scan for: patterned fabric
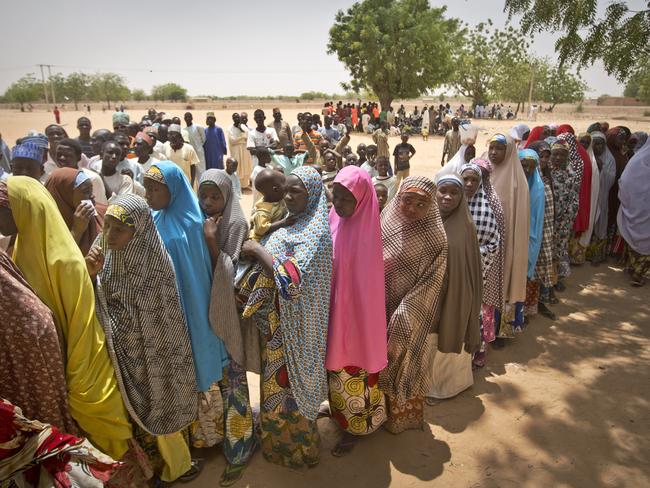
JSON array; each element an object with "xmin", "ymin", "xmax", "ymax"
[
  {"xmin": 246, "ymin": 165, "xmax": 332, "ymax": 420},
  {"xmin": 144, "ymin": 164, "xmax": 165, "ymax": 183},
  {"xmin": 0, "ymin": 399, "xmax": 120, "ymax": 487},
  {"xmin": 525, "ymin": 279, "xmax": 540, "ymax": 316},
  {"xmin": 551, "ymin": 148, "xmax": 580, "ymax": 279},
  {"xmin": 95, "ymin": 194, "xmax": 197, "ymax": 436},
  {"xmin": 569, "ymin": 234, "xmax": 587, "ymax": 264},
  {"xmin": 328, "ymin": 367, "xmax": 387, "ymax": 436},
  {"xmin": 586, "ymin": 236, "xmax": 608, "ymax": 263},
  {"xmin": 534, "ymin": 181, "xmax": 555, "ymax": 287},
  {"xmin": 384, "ymin": 395, "xmax": 424, "ymax": 434},
  {"xmin": 0, "ymin": 250, "xmax": 77, "ymax": 436},
  {"xmin": 106, "ymin": 203, "xmax": 135, "ymax": 227},
  {"xmin": 624, "ymin": 243, "xmax": 650, "ymax": 278},
  {"xmin": 241, "ymin": 270, "xmax": 321, "ymax": 468},
  {"xmin": 379, "ymin": 176, "xmax": 447, "ymax": 403}
]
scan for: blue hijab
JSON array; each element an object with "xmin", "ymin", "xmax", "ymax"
[
  {"xmin": 149, "ymin": 161, "xmax": 228, "ymax": 391},
  {"xmin": 519, "ymin": 149, "xmax": 545, "ymax": 279},
  {"xmin": 261, "ymin": 165, "xmax": 332, "ymax": 420}
]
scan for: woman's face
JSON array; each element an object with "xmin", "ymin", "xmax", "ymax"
[
  {"xmin": 550, "ymin": 148, "xmax": 569, "ymax": 170},
  {"xmin": 461, "ymin": 169, "xmax": 480, "ymax": 199},
  {"xmin": 538, "ymin": 150, "xmax": 551, "ymax": 171},
  {"xmin": 520, "ymin": 157, "xmax": 536, "ymax": 178},
  {"xmin": 0, "ymin": 206, "xmax": 17, "ymax": 236},
  {"xmin": 199, "ymin": 184, "xmax": 225, "ymax": 217},
  {"xmin": 592, "ymin": 138, "xmax": 606, "ymax": 157},
  {"xmin": 579, "ymin": 136, "xmax": 591, "ymax": 151},
  {"xmin": 436, "ymin": 182, "xmax": 462, "ymax": 217},
  {"xmin": 332, "ymin": 183, "xmax": 357, "ymax": 218},
  {"xmin": 488, "ymin": 141, "xmax": 507, "ymax": 165},
  {"xmin": 144, "ymin": 179, "xmax": 171, "ymax": 211},
  {"xmin": 284, "ymin": 175, "xmax": 309, "ymax": 215},
  {"xmin": 72, "ymin": 179, "xmax": 94, "ymax": 208},
  {"xmin": 464, "ymin": 145, "xmax": 476, "ymax": 163},
  {"xmin": 103, "ymin": 215, "xmax": 136, "ymax": 251},
  {"xmin": 398, "ymin": 192, "xmax": 432, "ymax": 222}
]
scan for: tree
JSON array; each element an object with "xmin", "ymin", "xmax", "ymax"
[
  {"xmin": 624, "ymin": 59, "xmax": 650, "ymax": 103},
  {"xmin": 151, "ymin": 83, "xmax": 188, "ymax": 102},
  {"xmin": 89, "ymin": 73, "xmax": 130, "ymax": 108},
  {"xmin": 299, "ymin": 91, "xmax": 330, "ymax": 100},
  {"xmin": 504, "ymin": 0, "xmax": 650, "ymax": 81},
  {"xmin": 493, "ymin": 57, "xmax": 539, "ymax": 116},
  {"xmin": 448, "ymin": 21, "xmax": 525, "ymax": 106},
  {"xmin": 537, "ymin": 63, "xmax": 587, "ymax": 111},
  {"xmin": 63, "ymin": 72, "xmax": 91, "ymax": 110},
  {"xmin": 328, "ymin": 0, "xmax": 460, "ymax": 110},
  {"xmin": 131, "ymin": 89, "xmax": 147, "ymax": 101},
  {"xmin": 3, "ymin": 74, "xmax": 42, "ymax": 111}
]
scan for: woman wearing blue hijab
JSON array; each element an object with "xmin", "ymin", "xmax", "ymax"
[
  {"xmin": 519, "ymin": 149, "xmax": 545, "ymax": 328},
  {"xmin": 143, "ymin": 161, "xmax": 229, "ymax": 391}
]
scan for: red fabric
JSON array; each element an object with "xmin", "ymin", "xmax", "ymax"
[
  {"xmin": 524, "ymin": 126, "xmax": 545, "ymax": 148},
  {"xmin": 557, "ymin": 124, "xmax": 575, "ymax": 135},
  {"xmin": 573, "ymin": 142, "xmax": 593, "ymax": 232}
]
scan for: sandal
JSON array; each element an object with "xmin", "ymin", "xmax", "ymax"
[
  {"xmin": 554, "ymin": 281, "xmax": 566, "ymax": 292},
  {"xmin": 630, "ymin": 274, "xmax": 646, "ymax": 287},
  {"xmin": 331, "ymin": 435, "xmax": 357, "ymax": 457},
  {"xmin": 538, "ymin": 303, "xmax": 557, "ymax": 321},
  {"xmin": 317, "ymin": 403, "xmax": 331, "ymax": 419},
  {"xmin": 179, "ymin": 458, "xmax": 203, "ymax": 483},
  {"xmin": 220, "ymin": 463, "xmax": 247, "ymax": 487}
]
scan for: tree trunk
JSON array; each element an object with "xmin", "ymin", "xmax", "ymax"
[
  {"xmin": 106, "ymin": 97, "xmax": 111, "ymax": 109},
  {"xmin": 379, "ymin": 95, "xmax": 393, "ymax": 112},
  {"xmin": 549, "ymin": 103, "xmax": 557, "ymax": 112},
  {"xmin": 74, "ymin": 100, "xmax": 79, "ymax": 111},
  {"xmin": 19, "ymin": 102, "xmax": 24, "ymax": 112},
  {"xmin": 515, "ymin": 101, "xmax": 521, "ymax": 117}
]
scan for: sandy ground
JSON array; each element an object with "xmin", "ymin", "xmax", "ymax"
[{"xmin": 2, "ymin": 106, "xmax": 649, "ymax": 487}]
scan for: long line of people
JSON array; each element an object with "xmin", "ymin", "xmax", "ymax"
[{"xmin": 0, "ymin": 111, "xmax": 648, "ymax": 487}]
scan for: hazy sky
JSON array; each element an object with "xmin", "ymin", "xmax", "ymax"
[{"xmin": 1, "ymin": 0, "xmax": 642, "ymax": 98}]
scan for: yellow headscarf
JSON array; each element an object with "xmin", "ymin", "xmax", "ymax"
[{"xmin": 7, "ymin": 175, "xmax": 132, "ymax": 459}]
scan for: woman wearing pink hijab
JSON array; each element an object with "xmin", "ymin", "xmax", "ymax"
[{"xmin": 326, "ymin": 165, "xmax": 388, "ymax": 456}]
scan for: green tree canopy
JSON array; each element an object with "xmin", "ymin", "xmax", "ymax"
[
  {"xmin": 131, "ymin": 89, "xmax": 148, "ymax": 101},
  {"xmin": 63, "ymin": 72, "xmax": 91, "ymax": 110},
  {"xmin": 624, "ymin": 59, "xmax": 650, "ymax": 103},
  {"xmin": 151, "ymin": 83, "xmax": 188, "ymax": 102},
  {"xmin": 3, "ymin": 74, "xmax": 43, "ymax": 110},
  {"xmin": 89, "ymin": 73, "xmax": 130, "ymax": 108},
  {"xmin": 504, "ymin": 0, "xmax": 650, "ymax": 81},
  {"xmin": 328, "ymin": 0, "xmax": 460, "ymax": 110},
  {"xmin": 537, "ymin": 63, "xmax": 587, "ymax": 110}
]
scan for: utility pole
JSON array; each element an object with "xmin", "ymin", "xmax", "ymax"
[
  {"xmin": 527, "ymin": 68, "xmax": 535, "ymax": 120},
  {"xmin": 38, "ymin": 64, "xmax": 50, "ymax": 106},
  {"xmin": 46, "ymin": 65, "xmax": 56, "ymax": 105}
]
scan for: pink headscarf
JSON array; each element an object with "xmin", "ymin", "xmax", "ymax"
[{"xmin": 326, "ymin": 166, "xmax": 387, "ymax": 373}]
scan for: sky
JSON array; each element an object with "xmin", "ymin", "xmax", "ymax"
[{"xmin": 1, "ymin": 0, "xmax": 643, "ymax": 98}]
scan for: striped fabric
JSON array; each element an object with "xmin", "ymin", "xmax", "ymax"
[
  {"xmin": 95, "ymin": 194, "xmax": 198, "ymax": 435},
  {"xmin": 535, "ymin": 180, "xmax": 555, "ymax": 287}
]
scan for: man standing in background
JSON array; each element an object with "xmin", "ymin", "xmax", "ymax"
[
  {"xmin": 268, "ymin": 108, "xmax": 292, "ymax": 148},
  {"xmin": 184, "ymin": 112, "xmax": 207, "ymax": 175},
  {"xmin": 228, "ymin": 112, "xmax": 252, "ymax": 189},
  {"xmin": 204, "ymin": 111, "xmax": 227, "ymax": 170}
]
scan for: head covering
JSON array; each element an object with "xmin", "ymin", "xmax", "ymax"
[
  {"xmin": 587, "ymin": 122, "xmax": 602, "ymax": 134},
  {"xmin": 144, "ymin": 126, "xmax": 158, "ymax": 136},
  {"xmin": 199, "ymin": 169, "xmax": 252, "ymax": 370},
  {"xmin": 11, "ymin": 142, "xmax": 44, "ymax": 163},
  {"xmin": 617, "ymin": 137, "xmax": 650, "ymax": 254},
  {"xmin": 524, "ymin": 126, "xmax": 545, "ymax": 148},
  {"xmin": 518, "ymin": 149, "xmax": 546, "ymax": 278},
  {"xmin": 556, "ymin": 124, "xmax": 575, "ymax": 135},
  {"xmin": 633, "ymin": 131, "xmax": 648, "ymax": 153},
  {"xmin": 0, "ymin": 181, "xmax": 8, "ymax": 208},
  {"xmin": 6, "ymin": 176, "xmax": 132, "ymax": 459},
  {"xmin": 44, "ymin": 168, "xmax": 106, "ymax": 256},
  {"xmin": 95, "ymin": 194, "xmax": 197, "ymax": 435},
  {"xmin": 253, "ymin": 165, "xmax": 332, "ymax": 420},
  {"xmin": 112, "ymin": 112, "xmax": 129, "ymax": 125},
  {"xmin": 150, "ymin": 161, "xmax": 228, "ymax": 392},
  {"xmin": 485, "ymin": 134, "xmax": 530, "ymax": 303},
  {"xmin": 21, "ymin": 132, "xmax": 49, "ymax": 150},
  {"xmin": 435, "ymin": 175, "xmax": 482, "ymax": 354},
  {"xmin": 74, "ymin": 170, "xmax": 90, "ymax": 188},
  {"xmin": 557, "ymin": 132, "xmax": 591, "ymax": 232},
  {"xmin": 509, "ymin": 123, "xmax": 530, "ymax": 141},
  {"xmin": 135, "ymin": 131, "xmax": 153, "ymax": 146},
  {"xmin": 206, "ymin": 111, "xmax": 215, "ymax": 118},
  {"xmin": 379, "ymin": 176, "xmax": 447, "ymax": 402},
  {"xmin": 168, "ymin": 124, "xmax": 182, "ymax": 134},
  {"xmin": 577, "ymin": 133, "xmax": 602, "ymax": 247},
  {"xmin": 326, "ymin": 166, "xmax": 387, "ymax": 373},
  {"xmin": 435, "ymin": 173, "xmax": 463, "ymax": 187},
  {"xmin": 590, "ymin": 131, "xmax": 617, "ymax": 239}
]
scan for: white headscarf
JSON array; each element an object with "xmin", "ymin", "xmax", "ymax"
[{"xmin": 579, "ymin": 136, "xmax": 601, "ymax": 246}]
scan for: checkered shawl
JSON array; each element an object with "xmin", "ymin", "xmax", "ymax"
[
  {"xmin": 95, "ymin": 194, "xmax": 197, "ymax": 435},
  {"xmin": 479, "ymin": 176, "xmax": 506, "ymax": 311},
  {"xmin": 468, "ymin": 186, "xmax": 500, "ymax": 286},
  {"xmin": 379, "ymin": 176, "xmax": 448, "ymax": 402},
  {"xmin": 534, "ymin": 180, "xmax": 555, "ymax": 287}
]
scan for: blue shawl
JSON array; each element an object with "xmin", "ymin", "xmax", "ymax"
[
  {"xmin": 150, "ymin": 161, "xmax": 228, "ymax": 391},
  {"xmin": 519, "ymin": 149, "xmax": 545, "ymax": 279}
]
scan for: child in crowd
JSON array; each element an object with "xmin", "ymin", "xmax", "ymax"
[
  {"xmin": 361, "ymin": 144, "xmax": 379, "ymax": 178},
  {"xmin": 271, "ymin": 143, "xmax": 308, "ymax": 175},
  {"xmin": 251, "ymin": 146, "xmax": 272, "ymax": 203},
  {"xmin": 225, "ymin": 157, "xmax": 242, "ymax": 199},
  {"xmin": 372, "ymin": 156, "xmax": 397, "ymax": 203},
  {"xmin": 321, "ymin": 150, "xmax": 339, "ymax": 191},
  {"xmin": 345, "ymin": 153, "xmax": 359, "ymax": 166},
  {"xmin": 249, "ymin": 168, "xmax": 293, "ymax": 241},
  {"xmin": 98, "ymin": 141, "xmax": 136, "ymax": 196},
  {"xmin": 374, "ymin": 183, "xmax": 388, "ymax": 212},
  {"xmin": 392, "ymin": 134, "xmax": 416, "ymax": 187}
]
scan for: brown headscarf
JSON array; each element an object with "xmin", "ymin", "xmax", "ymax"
[
  {"xmin": 379, "ymin": 176, "xmax": 448, "ymax": 402},
  {"xmin": 434, "ymin": 176, "xmax": 482, "ymax": 354},
  {"xmin": 45, "ymin": 168, "xmax": 106, "ymax": 255},
  {"xmin": 606, "ymin": 127, "xmax": 629, "ymax": 229}
]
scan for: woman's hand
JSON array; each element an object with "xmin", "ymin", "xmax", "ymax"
[
  {"xmin": 203, "ymin": 215, "xmax": 223, "ymax": 241},
  {"xmin": 241, "ymin": 239, "xmax": 263, "ymax": 260},
  {"xmin": 72, "ymin": 201, "xmax": 95, "ymax": 239},
  {"xmin": 85, "ymin": 246, "xmax": 104, "ymax": 279}
]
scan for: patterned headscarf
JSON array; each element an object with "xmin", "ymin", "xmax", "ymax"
[
  {"xmin": 0, "ymin": 181, "xmax": 8, "ymax": 208},
  {"xmin": 379, "ymin": 176, "xmax": 447, "ymax": 402},
  {"xmin": 260, "ymin": 165, "xmax": 333, "ymax": 420},
  {"xmin": 95, "ymin": 194, "xmax": 197, "ymax": 435}
]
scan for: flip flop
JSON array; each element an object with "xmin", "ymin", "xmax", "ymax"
[
  {"xmin": 331, "ymin": 437, "xmax": 357, "ymax": 457},
  {"xmin": 220, "ymin": 463, "xmax": 247, "ymax": 487},
  {"xmin": 179, "ymin": 459, "xmax": 203, "ymax": 483}
]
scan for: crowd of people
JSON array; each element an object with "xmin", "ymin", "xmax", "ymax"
[{"xmin": 0, "ymin": 104, "xmax": 648, "ymax": 488}]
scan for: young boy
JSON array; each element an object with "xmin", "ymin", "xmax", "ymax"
[
  {"xmin": 249, "ymin": 168, "xmax": 292, "ymax": 241},
  {"xmin": 374, "ymin": 183, "xmax": 388, "ymax": 212},
  {"xmin": 251, "ymin": 146, "xmax": 272, "ymax": 203},
  {"xmin": 372, "ymin": 156, "xmax": 397, "ymax": 202},
  {"xmin": 392, "ymin": 134, "xmax": 416, "ymax": 187},
  {"xmin": 321, "ymin": 150, "xmax": 339, "ymax": 191},
  {"xmin": 225, "ymin": 157, "xmax": 242, "ymax": 199},
  {"xmin": 361, "ymin": 144, "xmax": 379, "ymax": 178}
]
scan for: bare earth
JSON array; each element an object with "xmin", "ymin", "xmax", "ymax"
[{"xmin": 2, "ymin": 105, "xmax": 649, "ymax": 487}]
